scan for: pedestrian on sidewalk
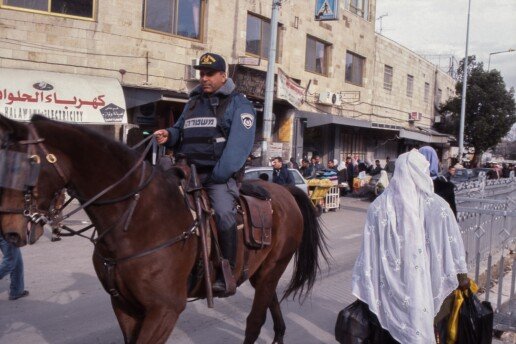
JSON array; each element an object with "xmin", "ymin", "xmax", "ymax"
[
  {"xmin": 0, "ymin": 235, "xmax": 29, "ymax": 300},
  {"xmin": 271, "ymin": 157, "xmax": 295, "ymax": 186},
  {"xmin": 351, "ymin": 149, "xmax": 468, "ymax": 344},
  {"xmin": 419, "ymin": 146, "xmax": 458, "ymax": 218}
]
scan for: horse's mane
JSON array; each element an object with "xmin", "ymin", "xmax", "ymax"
[{"xmin": 30, "ymin": 114, "xmax": 138, "ymax": 160}]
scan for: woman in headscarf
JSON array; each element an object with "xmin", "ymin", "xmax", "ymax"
[
  {"xmin": 419, "ymin": 146, "xmax": 457, "ymax": 217},
  {"xmin": 375, "ymin": 170, "xmax": 389, "ymax": 196},
  {"xmin": 352, "ymin": 149, "xmax": 468, "ymax": 344}
]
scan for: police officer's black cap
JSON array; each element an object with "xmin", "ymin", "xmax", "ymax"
[{"xmin": 193, "ymin": 53, "xmax": 226, "ymax": 72}]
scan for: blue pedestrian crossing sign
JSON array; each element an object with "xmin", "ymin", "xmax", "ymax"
[{"xmin": 315, "ymin": 0, "xmax": 338, "ymax": 21}]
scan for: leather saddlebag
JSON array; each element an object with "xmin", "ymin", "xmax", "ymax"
[{"xmin": 239, "ymin": 195, "xmax": 273, "ymax": 249}]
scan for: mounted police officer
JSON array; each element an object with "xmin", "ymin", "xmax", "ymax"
[{"xmin": 154, "ymin": 52, "xmax": 256, "ymax": 292}]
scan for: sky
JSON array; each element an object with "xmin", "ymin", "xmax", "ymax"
[{"xmin": 375, "ymin": 0, "xmax": 516, "ymax": 91}]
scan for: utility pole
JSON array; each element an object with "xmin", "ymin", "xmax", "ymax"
[
  {"xmin": 458, "ymin": 0, "xmax": 472, "ymax": 163},
  {"xmin": 261, "ymin": 0, "xmax": 281, "ymax": 166}
]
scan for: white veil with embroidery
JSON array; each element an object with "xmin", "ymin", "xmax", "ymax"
[{"xmin": 352, "ymin": 149, "xmax": 467, "ymax": 344}]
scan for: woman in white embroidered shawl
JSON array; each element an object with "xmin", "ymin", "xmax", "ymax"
[{"xmin": 351, "ymin": 149, "xmax": 468, "ymax": 344}]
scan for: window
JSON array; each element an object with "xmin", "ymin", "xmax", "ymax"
[
  {"xmin": 424, "ymin": 82, "xmax": 430, "ymax": 102},
  {"xmin": 144, "ymin": 0, "xmax": 203, "ymax": 40},
  {"xmin": 305, "ymin": 36, "xmax": 330, "ymax": 75},
  {"xmin": 383, "ymin": 65, "xmax": 393, "ymax": 92},
  {"xmin": 2, "ymin": 0, "xmax": 94, "ymax": 18},
  {"xmin": 245, "ymin": 13, "xmax": 281, "ymax": 60},
  {"xmin": 345, "ymin": 51, "xmax": 365, "ymax": 86},
  {"xmin": 345, "ymin": 0, "xmax": 370, "ymax": 20},
  {"xmin": 406, "ymin": 74, "xmax": 414, "ymax": 98},
  {"xmin": 436, "ymin": 88, "xmax": 442, "ymax": 104}
]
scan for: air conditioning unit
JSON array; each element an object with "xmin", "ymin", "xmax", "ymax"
[
  {"xmin": 408, "ymin": 111, "xmax": 422, "ymax": 121},
  {"xmin": 186, "ymin": 58, "xmax": 200, "ymax": 80},
  {"xmin": 318, "ymin": 91, "xmax": 342, "ymax": 106}
]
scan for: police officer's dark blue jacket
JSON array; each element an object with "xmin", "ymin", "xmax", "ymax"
[{"xmin": 165, "ymin": 78, "xmax": 256, "ymax": 183}]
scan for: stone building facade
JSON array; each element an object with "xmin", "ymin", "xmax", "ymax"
[{"xmin": 0, "ymin": 0, "xmax": 456, "ymax": 164}]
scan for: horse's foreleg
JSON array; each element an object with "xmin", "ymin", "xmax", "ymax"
[
  {"xmin": 134, "ymin": 305, "xmax": 184, "ymax": 344},
  {"xmin": 112, "ymin": 302, "xmax": 142, "ymax": 344},
  {"xmin": 269, "ymin": 292, "xmax": 286, "ymax": 344}
]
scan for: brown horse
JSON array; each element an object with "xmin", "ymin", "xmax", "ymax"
[{"xmin": 0, "ymin": 114, "xmax": 328, "ymax": 344}]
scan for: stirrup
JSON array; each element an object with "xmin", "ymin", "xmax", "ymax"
[
  {"xmin": 212, "ymin": 278, "xmax": 226, "ymax": 293},
  {"xmin": 212, "ymin": 259, "xmax": 236, "ymax": 296}
]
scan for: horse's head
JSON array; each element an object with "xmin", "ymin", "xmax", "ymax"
[{"xmin": 0, "ymin": 114, "xmax": 69, "ymax": 246}]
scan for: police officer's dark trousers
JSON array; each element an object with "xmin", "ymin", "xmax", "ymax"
[{"xmin": 203, "ymin": 177, "xmax": 239, "ymax": 268}]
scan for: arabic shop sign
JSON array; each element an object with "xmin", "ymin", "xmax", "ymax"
[
  {"xmin": 0, "ymin": 68, "xmax": 127, "ymax": 124},
  {"xmin": 277, "ymin": 68, "xmax": 305, "ymax": 109}
]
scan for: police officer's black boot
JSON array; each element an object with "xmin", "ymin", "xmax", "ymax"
[{"xmin": 212, "ymin": 228, "xmax": 237, "ymax": 294}]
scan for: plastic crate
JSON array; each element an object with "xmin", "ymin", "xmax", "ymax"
[{"xmin": 324, "ymin": 186, "xmax": 340, "ymax": 211}]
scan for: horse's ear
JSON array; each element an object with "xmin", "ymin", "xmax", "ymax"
[{"xmin": 0, "ymin": 113, "xmax": 28, "ymax": 141}]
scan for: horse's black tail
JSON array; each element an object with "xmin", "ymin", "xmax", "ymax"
[{"xmin": 282, "ymin": 186, "xmax": 330, "ymax": 303}]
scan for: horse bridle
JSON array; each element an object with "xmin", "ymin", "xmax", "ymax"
[{"xmin": 0, "ymin": 124, "xmax": 67, "ymax": 233}]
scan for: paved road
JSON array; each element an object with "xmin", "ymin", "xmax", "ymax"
[{"xmin": 0, "ymin": 196, "xmax": 369, "ymax": 344}]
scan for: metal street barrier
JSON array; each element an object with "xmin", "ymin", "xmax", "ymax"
[{"xmin": 456, "ymin": 171, "xmax": 515, "ymax": 332}]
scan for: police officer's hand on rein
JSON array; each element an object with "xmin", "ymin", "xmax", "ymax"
[{"xmin": 154, "ymin": 129, "xmax": 169, "ymax": 145}]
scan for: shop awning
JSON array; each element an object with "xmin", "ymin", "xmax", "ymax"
[
  {"xmin": 297, "ymin": 110, "xmax": 452, "ymax": 144},
  {"xmin": 399, "ymin": 127, "xmax": 450, "ymax": 144},
  {"xmin": 296, "ymin": 111, "xmax": 372, "ymax": 128},
  {"xmin": 0, "ymin": 68, "xmax": 127, "ymax": 124},
  {"xmin": 123, "ymin": 86, "xmax": 188, "ymax": 109}
]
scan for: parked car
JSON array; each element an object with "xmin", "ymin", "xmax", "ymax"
[
  {"xmin": 450, "ymin": 168, "xmax": 475, "ymax": 183},
  {"xmin": 472, "ymin": 168, "xmax": 497, "ymax": 179},
  {"xmin": 243, "ymin": 167, "xmax": 308, "ymax": 194},
  {"xmin": 450, "ymin": 168, "xmax": 494, "ymax": 183}
]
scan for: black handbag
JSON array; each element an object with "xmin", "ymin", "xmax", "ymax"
[
  {"xmin": 335, "ymin": 300, "xmax": 399, "ymax": 344},
  {"xmin": 457, "ymin": 290, "xmax": 494, "ymax": 344},
  {"xmin": 335, "ymin": 300, "xmax": 371, "ymax": 344}
]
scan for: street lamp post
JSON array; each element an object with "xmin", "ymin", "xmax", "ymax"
[
  {"xmin": 487, "ymin": 49, "xmax": 515, "ymax": 71},
  {"xmin": 458, "ymin": 0, "xmax": 472, "ymax": 164}
]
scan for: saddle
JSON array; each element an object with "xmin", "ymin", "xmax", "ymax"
[{"xmin": 165, "ymin": 164, "xmax": 273, "ymax": 299}]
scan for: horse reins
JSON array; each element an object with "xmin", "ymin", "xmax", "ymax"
[{"xmin": 21, "ymin": 127, "xmax": 198, "ymax": 256}]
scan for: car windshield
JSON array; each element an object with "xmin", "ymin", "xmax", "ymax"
[
  {"xmin": 243, "ymin": 168, "xmax": 305, "ymax": 186},
  {"xmin": 472, "ymin": 168, "xmax": 490, "ymax": 176},
  {"xmin": 455, "ymin": 169, "xmax": 472, "ymax": 177},
  {"xmin": 244, "ymin": 170, "xmax": 272, "ymax": 180}
]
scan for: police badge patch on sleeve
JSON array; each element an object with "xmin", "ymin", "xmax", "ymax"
[{"xmin": 240, "ymin": 113, "xmax": 254, "ymax": 129}]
